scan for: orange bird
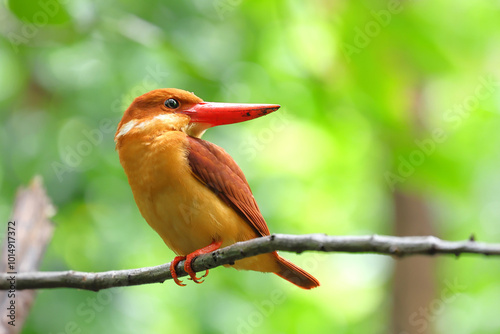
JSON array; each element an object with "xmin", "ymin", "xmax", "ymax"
[{"xmin": 115, "ymin": 88, "xmax": 319, "ymax": 289}]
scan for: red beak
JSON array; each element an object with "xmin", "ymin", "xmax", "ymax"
[{"xmin": 179, "ymin": 102, "xmax": 280, "ymax": 127}]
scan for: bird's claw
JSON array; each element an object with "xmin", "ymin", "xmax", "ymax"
[
  {"xmin": 185, "ymin": 254, "xmax": 207, "ymax": 283},
  {"xmin": 170, "ymin": 256, "xmax": 187, "ymax": 287},
  {"xmin": 170, "ymin": 240, "xmax": 223, "ymax": 286},
  {"xmin": 187, "ymin": 269, "xmax": 209, "ymax": 283}
]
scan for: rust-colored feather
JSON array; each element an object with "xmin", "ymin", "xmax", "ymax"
[
  {"xmin": 187, "ymin": 137, "xmax": 270, "ymax": 237},
  {"xmin": 187, "ymin": 137, "xmax": 320, "ymax": 289}
]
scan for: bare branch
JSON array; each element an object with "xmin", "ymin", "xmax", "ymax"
[
  {"xmin": 0, "ymin": 176, "xmax": 55, "ymax": 332},
  {"xmin": 1, "ymin": 233, "xmax": 499, "ymax": 292}
]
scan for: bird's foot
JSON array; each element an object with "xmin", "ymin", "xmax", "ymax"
[
  {"xmin": 170, "ymin": 256, "xmax": 187, "ymax": 286},
  {"xmin": 184, "ymin": 240, "xmax": 223, "ymax": 284}
]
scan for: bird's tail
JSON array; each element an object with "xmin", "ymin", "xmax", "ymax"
[{"xmin": 274, "ymin": 254, "xmax": 320, "ymax": 289}]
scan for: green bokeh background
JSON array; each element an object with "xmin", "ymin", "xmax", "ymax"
[{"xmin": 1, "ymin": 0, "xmax": 499, "ymax": 333}]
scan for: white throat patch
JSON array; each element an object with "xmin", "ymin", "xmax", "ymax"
[
  {"xmin": 115, "ymin": 119, "xmax": 137, "ymax": 141},
  {"xmin": 115, "ymin": 114, "xmax": 188, "ymax": 142}
]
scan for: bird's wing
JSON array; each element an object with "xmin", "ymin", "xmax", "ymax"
[{"xmin": 187, "ymin": 136, "xmax": 270, "ymax": 237}]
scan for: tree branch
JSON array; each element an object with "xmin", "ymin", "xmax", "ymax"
[{"xmin": 1, "ymin": 234, "xmax": 499, "ymax": 292}]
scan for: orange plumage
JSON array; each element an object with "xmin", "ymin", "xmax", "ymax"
[{"xmin": 115, "ymin": 88, "xmax": 319, "ymax": 289}]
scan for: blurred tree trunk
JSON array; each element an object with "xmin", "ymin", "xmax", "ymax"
[
  {"xmin": 392, "ymin": 83, "xmax": 435, "ymax": 334},
  {"xmin": 392, "ymin": 191, "xmax": 435, "ymax": 334}
]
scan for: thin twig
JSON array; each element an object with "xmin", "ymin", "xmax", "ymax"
[{"xmin": 0, "ymin": 234, "xmax": 498, "ymax": 292}]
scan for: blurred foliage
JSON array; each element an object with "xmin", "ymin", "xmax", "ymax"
[{"xmin": 1, "ymin": 0, "xmax": 500, "ymax": 333}]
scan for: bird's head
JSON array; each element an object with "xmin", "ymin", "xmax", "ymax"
[{"xmin": 115, "ymin": 88, "xmax": 280, "ymax": 144}]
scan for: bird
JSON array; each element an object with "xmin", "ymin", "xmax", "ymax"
[{"xmin": 114, "ymin": 88, "xmax": 319, "ymax": 289}]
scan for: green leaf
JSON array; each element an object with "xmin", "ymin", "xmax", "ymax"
[{"xmin": 7, "ymin": 0, "xmax": 71, "ymax": 25}]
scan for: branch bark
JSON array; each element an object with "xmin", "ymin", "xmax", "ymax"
[{"xmin": 1, "ymin": 233, "xmax": 499, "ymax": 292}]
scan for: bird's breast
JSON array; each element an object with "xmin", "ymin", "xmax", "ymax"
[{"xmin": 117, "ymin": 130, "xmax": 253, "ymax": 256}]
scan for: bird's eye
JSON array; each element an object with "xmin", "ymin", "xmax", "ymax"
[{"xmin": 164, "ymin": 98, "xmax": 179, "ymax": 109}]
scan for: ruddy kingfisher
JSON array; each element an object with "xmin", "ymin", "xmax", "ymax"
[{"xmin": 115, "ymin": 88, "xmax": 319, "ymax": 289}]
